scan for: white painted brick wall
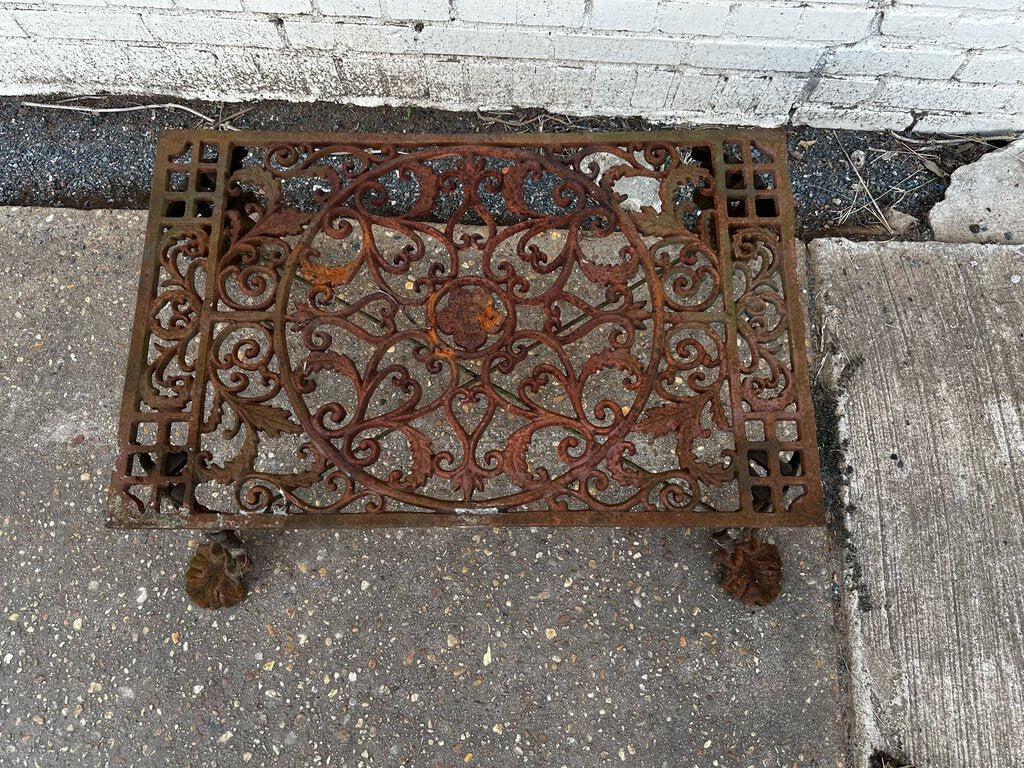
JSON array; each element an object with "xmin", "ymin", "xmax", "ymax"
[
  {"xmin": 591, "ymin": 0, "xmax": 659, "ymax": 32},
  {"xmin": 655, "ymin": 2, "xmax": 729, "ymax": 36},
  {"xmin": 13, "ymin": 10, "xmax": 151, "ymax": 41},
  {"xmin": 0, "ymin": 0, "xmax": 1022, "ymax": 133},
  {"xmin": 824, "ymin": 43, "xmax": 965, "ymax": 80},
  {"xmin": 245, "ymin": 0, "xmax": 312, "ymax": 13},
  {"xmin": 456, "ymin": 0, "xmax": 515, "ymax": 24},
  {"xmin": 176, "ymin": 0, "xmax": 244, "ymax": 11},
  {"xmin": 809, "ymin": 76, "xmax": 879, "ymax": 106},
  {"xmin": 797, "ymin": 7, "xmax": 876, "ymax": 41},
  {"xmin": 688, "ymin": 39, "xmax": 825, "ymax": 72},
  {"xmin": 145, "ymin": 13, "xmax": 284, "ymax": 47},
  {"xmin": 319, "ymin": 0, "xmax": 382, "ymax": 18},
  {"xmin": 385, "ymin": 0, "xmax": 448, "ymax": 21},
  {"xmin": 107, "ymin": 0, "xmax": 174, "ymax": 7},
  {"xmin": 0, "ymin": 8, "xmax": 25, "ymax": 37},
  {"xmin": 958, "ymin": 50, "xmax": 1024, "ymax": 84}
]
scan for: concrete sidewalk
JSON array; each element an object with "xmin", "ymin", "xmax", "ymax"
[
  {"xmin": 4, "ymin": 197, "xmax": 1023, "ymax": 767},
  {"xmin": 0, "ymin": 208, "xmax": 844, "ymax": 766},
  {"xmin": 812, "ymin": 239, "xmax": 1024, "ymax": 767}
]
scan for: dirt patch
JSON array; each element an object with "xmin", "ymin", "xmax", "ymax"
[
  {"xmin": 787, "ymin": 126, "xmax": 1008, "ymax": 241},
  {"xmin": 868, "ymin": 749, "xmax": 915, "ymax": 768},
  {"xmin": 0, "ymin": 96, "xmax": 1011, "ymax": 241}
]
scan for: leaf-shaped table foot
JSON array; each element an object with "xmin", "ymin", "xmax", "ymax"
[
  {"xmin": 711, "ymin": 529, "xmax": 783, "ymax": 606},
  {"xmin": 184, "ymin": 530, "xmax": 251, "ymax": 609}
]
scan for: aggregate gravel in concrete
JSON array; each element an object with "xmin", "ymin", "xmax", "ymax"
[{"xmin": 0, "ymin": 207, "xmax": 846, "ymax": 766}]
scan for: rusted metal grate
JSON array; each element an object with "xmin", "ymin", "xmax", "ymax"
[{"xmin": 108, "ymin": 129, "xmax": 824, "ymax": 530}]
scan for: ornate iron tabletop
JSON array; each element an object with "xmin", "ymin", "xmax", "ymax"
[{"xmin": 108, "ymin": 129, "xmax": 823, "ymax": 531}]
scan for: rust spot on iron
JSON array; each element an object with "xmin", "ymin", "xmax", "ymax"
[
  {"xmin": 435, "ymin": 284, "xmax": 505, "ymax": 350},
  {"xmin": 108, "ymin": 130, "xmax": 823, "ymax": 529}
]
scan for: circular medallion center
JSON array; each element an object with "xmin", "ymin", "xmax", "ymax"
[{"xmin": 428, "ymin": 279, "xmax": 512, "ymax": 355}]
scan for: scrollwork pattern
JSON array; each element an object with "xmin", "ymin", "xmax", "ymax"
[
  {"xmin": 141, "ymin": 226, "xmax": 208, "ymax": 411},
  {"xmin": 112, "ymin": 132, "xmax": 820, "ymax": 524}
]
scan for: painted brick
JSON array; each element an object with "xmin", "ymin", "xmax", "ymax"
[
  {"xmin": 287, "ymin": 20, "xmax": 413, "ymax": 52},
  {"xmin": 385, "ymin": 0, "xmax": 449, "ymax": 21},
  {"xmin": 333, "ymin": 53, "xmax": 385, "ymax": 97},
  {"xmin": 378, "ymin": 54, "xmax": 430, "ymax": 98},
  {"xmin": 655, "ymin": 1, "xmax": 729, "ymax": 36},
  {"xmin": 417, "ymin": 23, "xmax": 552, "ymax": 58},
  {"xmin": 14, "ymin": 10, "xmax": 151, "ymax": 41},
  {"xmin": 791, "ymin": 105, "xmax": 913, "ymax": 131},
  {"xmin": 244, "ymin": 0, "xmax": 314, "ymax": 13},
  {"xmin": 144, "ymin": 13, "xmax": 285, "ymax": 47},
  {"xmin": 464, "ymin": 58, "xmax": 513, "ymax": 109},
  {"xmin": 107, "ymin": 0, "xmax": 176, "ymax": 8},
  {"xmin": 424, "ymin": 56, "xmax": 467, "ymax": 102},
  {"xmin": 727, "ymin": 4, "xmax": 803, "ymax": 38},
  {"xmin": 590, "ymin": 0, "xmax": 658, "ymax": 31},
  {"xmin": 246, "ymin": 49, "xmax": 344, "ymax": 100},
  {"xmin": 713, "ymin": 74, "xmax": 806, "ymax": 116},
  {"xmin": 517, "ymin": 0, "xmax": 585, "ymax": 27},
  {"xmin": 825, "ymin": 43, "xmax": 964, "ymax": 79},
  {"xmin": 881, "ymin": 8, "xmax": 954, "ymax": 40},
  {"xmin": 687, "ymin": 39, "xmax": 824, "ymax": 73},
  {"xmin": 901, "ymin": 0, "xmax": 1020, "ymax": 10},
  {"xmin": 957, "ymin": 50, "xmax": 1024, "ymax": 84},
  {"xmin": 549, "ymin": 32, "xmax": 685, "ymax": 65},
  {"xmin": 509, "ymin": 62, "xmax": 552, "ymax": 104},
  {"xmin": 512, "ymin": 61, "xmax": 592, "ymax": 107},
  {"xmin": 468, "ymin": 59, "xmax": 520, "ymax": 108},
  {"xmin": 797, "ymin": 7, "xmax": 876, "ymax": 42},
  {"xmin": 319, "ymin": 0, "xmax": 383, "ymax": 17},
  {"xmin": 808, "ymin": 76, "xmax": 879, "ymax": 105},
  {"xmin": 175, "ymin": 0, "xmax": 244, "ymax": 11},
  {"xmin": 629, "ymin": 67, "xmax": 679, "ymax": 111},
  {"xmin": 0, "ymin": 38, "xmax": 131, "ymax": 93},
  {"xmin": 665, "ymin": 71, "xmax": 721, "ymax": 111},
  {"xmin": 946, "ymin": 14, "xmax": 1024, "ymax": 48},
  {"xmin": 457, "ymin": 0, "xmax": 517, "ymax": 24},
  {"xmin": 674, "ymin": 108, "xmax": 787, "ymax": 128},
  {"xmin": 0, "ymin": 9, "xmax": 26, "ymax": 37},
  {"xmin": 912, "ymin": 111, "xmax": 1024, "ymax": 133},
  {"xmin": 873, "ymin": 77, "xmax": 1017, "ymax": 112},
  {"xmin": 582, "ymin": 63, "xmax": 637, "ymax": 110},
  {"xmin": 710, "ymin": 75, "xmax": 764, "ymax": 115},
  {"xmin": 1, "ymin": 0, "xmax": 1023, "ymax": 133},
  {"xmin": 124, "ymin": 43, "xmax": 245, "ymax": 98},
  {"xmin": 8, "ymin": 0, "xmax": 105, "ymax": 6}
]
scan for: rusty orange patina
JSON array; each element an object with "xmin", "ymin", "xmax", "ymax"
[{"xmin": 108, "ymin": 129, "xmax": 824, "ymax": 530}]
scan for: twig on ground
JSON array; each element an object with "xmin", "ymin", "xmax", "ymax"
[
  {"xmin": 890, "ymin": 130, "xmax": 1018, "ymax": 146},
  {"xmin": 215, "ymin": 104, "xmax": 256, "ymax": 129},
  {"xmin": 53, "ymin": 95, "xmax": 108, "ymax": 104},
  {"xmin": 885, "ymin": 136, "xmax": 950, "ymax": 179},
  {"xmin": 20, "ymin": 99, "xmax": 253, "ymax": 130},
  {"xmin": 832, "ymin": 130, "xmax": 893, "ymax": 236},
  {"xmin": 837, "ymin": 184, "xmax": 861, "ymax": 225},
  {"xmin": 476, "ymin": 110, "xmax": 587, "ymax": 132},
  {"xmin": 842, "ymin": 168, "xmax": 930, "ymax": 220},
  {"xmin": 22, "ymin": 100, "xmax": 217, "ymax": 121},
  {"xmin": 814, "ymin": 315, "xmax": 830, "ymax": 384}
]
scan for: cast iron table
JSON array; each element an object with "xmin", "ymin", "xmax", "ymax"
[{"xmin": 108, "ymin": 129, "xmax": 823, "ymax": 607}]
